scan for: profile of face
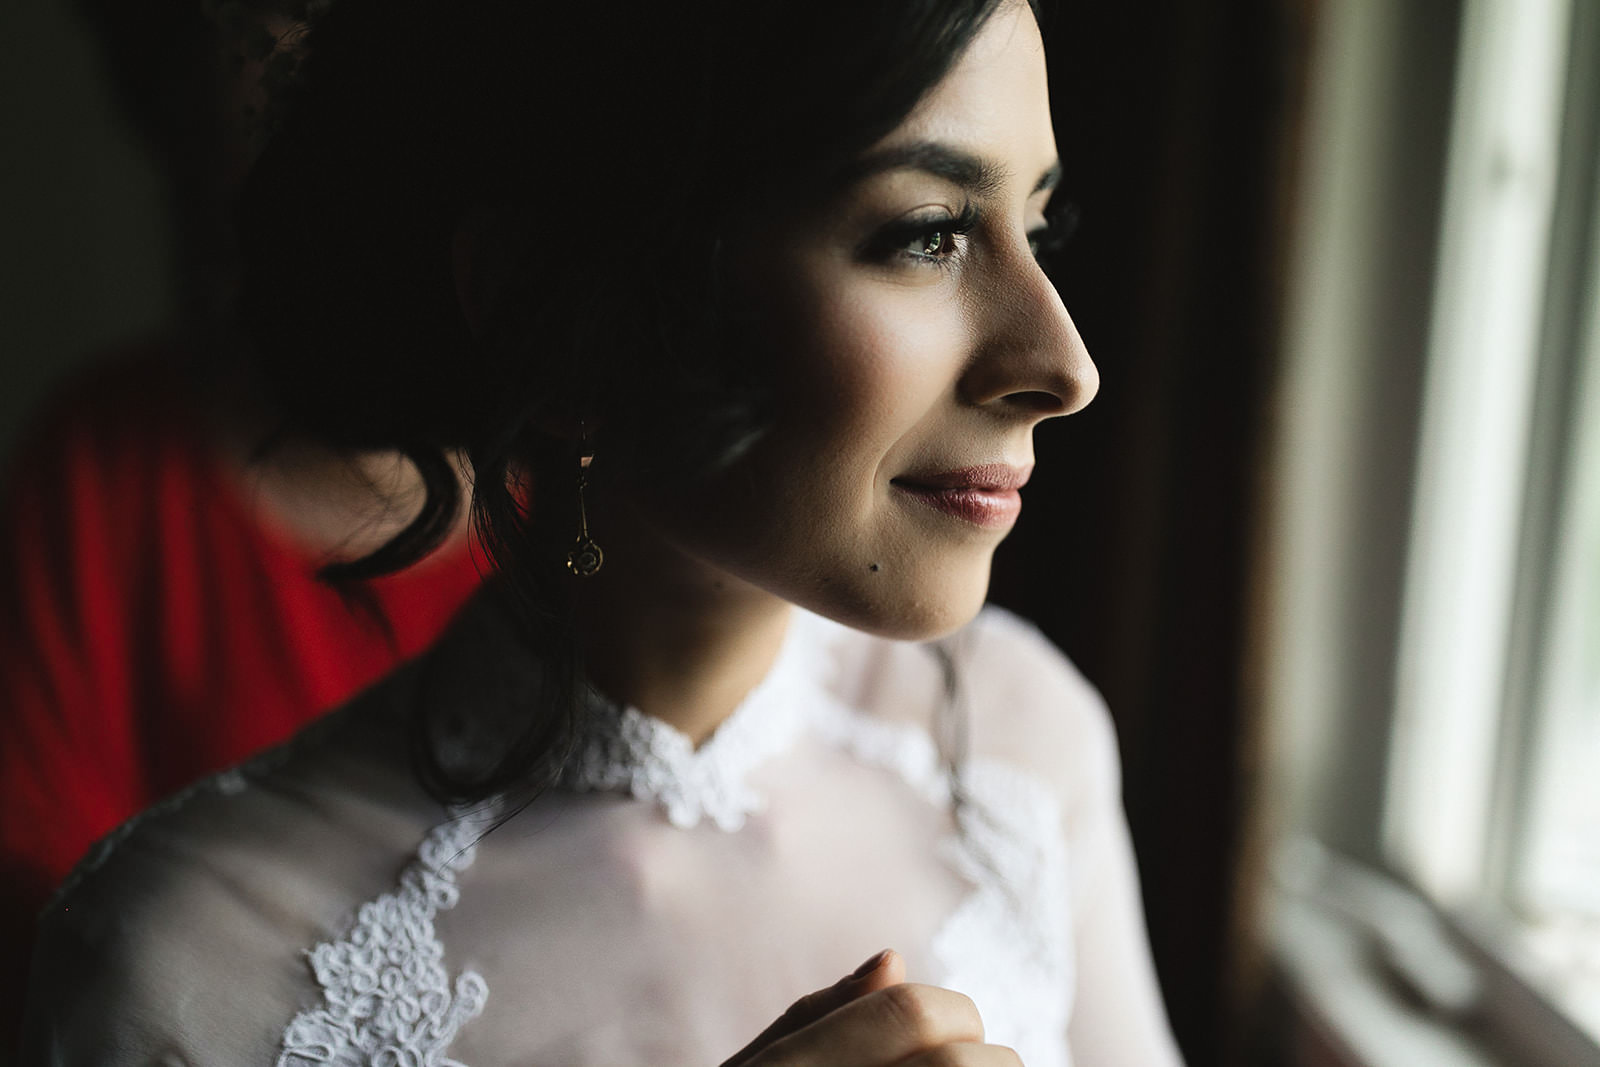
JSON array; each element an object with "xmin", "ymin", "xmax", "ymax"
[{"xmin": 626, "ymin": 1, "xmax": 1096, "ymax": 640}]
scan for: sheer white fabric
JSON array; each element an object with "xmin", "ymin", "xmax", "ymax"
[{"xmin": 22, "ymin": 593, "xmax": 1183, "ymax": 1066}]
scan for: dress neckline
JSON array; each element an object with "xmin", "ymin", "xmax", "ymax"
[{"xmin": 555, "ymin": 608, "xmax": 833, "ymax": 831}]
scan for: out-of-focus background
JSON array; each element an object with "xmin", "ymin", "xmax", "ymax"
[
  {"xmin": 4, "ymin": 0, "xmax": 1599, "ymax": 1065},
  {"xmin": 2, "ymin": 1, "xmax": 175, "ymax": 459}
]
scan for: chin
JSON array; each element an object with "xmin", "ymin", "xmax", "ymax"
[{"xmin": 800, "ymin": 553, "xmax": 995, "ymax": 643}]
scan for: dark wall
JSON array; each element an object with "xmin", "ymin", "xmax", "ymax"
[
  {"xmin": 989, "ymin": 3, "xmax": 1314, "ymax": 1064},
  {"xmin": 0, "ymin": 0, "xmax": 174, "ymax": 462}
]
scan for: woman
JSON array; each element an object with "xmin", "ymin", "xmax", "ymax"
[{"xmin": 21, "ymin": 0, "xmax": 1184, "ymax": 1063}]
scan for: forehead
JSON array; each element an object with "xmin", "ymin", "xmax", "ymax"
[{"xmin": 879, "ymin": 3, "xmax": 1055, "ymax": 179}]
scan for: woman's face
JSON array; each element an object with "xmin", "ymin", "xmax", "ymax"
[{"xmin": 632, "ymin": 1, "xmax": 1094, "ymax": 640}]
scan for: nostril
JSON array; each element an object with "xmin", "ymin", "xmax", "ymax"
[
  {"xmin": 1004, "ymin": 389, "xmax": 1071, "ymax": 416},
  {"xmin": 957, "ymin": 305, "xmax": 1097, "ymax": 415}
]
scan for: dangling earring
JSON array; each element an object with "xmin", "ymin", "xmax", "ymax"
[{"xmin": 566, "ymin": 424, "xmax": 604, "ymax": 577}]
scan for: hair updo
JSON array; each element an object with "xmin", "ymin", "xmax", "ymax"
[{"xmin": 236, "ymin": 0, "xmax": 1033, "ymax": 807}]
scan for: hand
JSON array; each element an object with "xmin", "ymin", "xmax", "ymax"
[{"xmin": 720, "ymin": 949, "xmax": 1023, "ymax": 1067}]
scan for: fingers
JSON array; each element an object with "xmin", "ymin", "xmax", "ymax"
[
  {"xmin": 756, "ymin": 980, "xmax": 986, "ymax": 1067},
  {"xmin": 899, "ymin": 1044, "xmax": 1025, "ymax": 1067},
  {"xmin": 719, "ymin": 950, "xmax": 903, "ymax": 1067},
  {"xmin": 849, "ymin": 947, "xmax": 905, "ymax": 995},
  {"xmin": 722, "ymin": 951, "xmax": 1011, "ymax": 1067}
]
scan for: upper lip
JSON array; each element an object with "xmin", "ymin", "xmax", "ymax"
[{"xmin": 892, "ymin": 463, "xmax": 1033, "ymax": 492}]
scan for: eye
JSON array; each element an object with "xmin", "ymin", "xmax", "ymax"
[
  {"xmin": 864, "ymin": 202, "xmax": 979, "ymax": 269},
  {"xmin": 908, "ymin": 228, "xmax": 959, "ymax": 258}
]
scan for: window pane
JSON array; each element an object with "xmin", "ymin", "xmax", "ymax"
[
  {"xmin": 1513, "ymin": 153, "xmax": 1600, "ymax": 1041},
  {"xmin": 1383, "ymin": 0, "xmax": 1572, "ymax": 901}
]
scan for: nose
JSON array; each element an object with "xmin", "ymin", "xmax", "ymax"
[{"xmin": 958, "ymin": 256, "xmax": 1099, "ymax": 419}]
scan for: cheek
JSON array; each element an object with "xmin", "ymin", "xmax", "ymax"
[
  {"xmin": 768, "ymin": 276, "xmax": 960, "ymax": 469},
  {"xmin": 719, "ymin": 275, "xmax": 969, "ymax": 592},
  {"xmin": 637, "ymin": 258, "xmax": 992, "ymax": 638}
]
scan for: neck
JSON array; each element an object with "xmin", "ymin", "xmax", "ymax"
[{"xmin": 573, "ymin": 502, "xmax": 793, "ymax": 748}]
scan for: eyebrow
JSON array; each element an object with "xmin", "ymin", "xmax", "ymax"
[{"xmin": 846, "ymin": 140, "xmax": 1061, "ymax": 199}]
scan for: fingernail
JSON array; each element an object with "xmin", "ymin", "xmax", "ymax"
[{"xmin": 850, "ymin": 949, "xmax": 890, "ymax": 979}]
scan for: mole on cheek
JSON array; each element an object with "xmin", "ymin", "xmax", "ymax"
[{"xmin": 868, "ymin": 563, "xmax": 881, "ymax": 573}]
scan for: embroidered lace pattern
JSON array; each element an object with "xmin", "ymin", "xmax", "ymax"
[
  {"xmin": 260, "ymin": 609, "xmax": 1073, "ymax": 1065},
  {"xmin": 556, "ymin": 618, "xmax": 816, "ymax": 831},
  {"xmin": 554, "ymin": 614, "xmax": 1074, "ymax": 1062},
  {"xmin": 555, "ymin": 626, "xmax": 1075, "ymax": 1065},
  {"xmin": 276, "ymin": 810, "xmax": 494, "ymax": 1067}
]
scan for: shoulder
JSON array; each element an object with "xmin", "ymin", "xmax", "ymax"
[
  {"xmin": 22, "ymin": 675, "xmax": 435, "ymax": 1061},
  {"xmin": 24, "ymin": 773, "xmax": 311, "ymax": 1062},
  {"xmin": 954, "ymin": 606, "xmax": 1122, "ymax": 799},
  {"xmin": 955, "ymin": 606, "xmax": 1109, "ymax": 729},
  {"xmin": 821, "ymin": 605, "xmax": 1121, "ymax": 802},
  {"xmin": 24, "ymin": 795, "xmax": 306, "ymax": 1063}
]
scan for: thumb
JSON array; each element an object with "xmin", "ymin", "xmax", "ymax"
[
  {"xmin": 847, "ymin": 948, "xmax": 904, "ymax": 994},
  {"xmin": 718, "ymin": 949, "xmax": 905, "ymax": 1067}
]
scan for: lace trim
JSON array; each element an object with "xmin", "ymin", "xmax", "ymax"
[
  {"xmin": 552, "ymin": 609, "xmax": 1075, "ymax": 1063},
  {"xmin": 261, "ymin": 606, "xmax": 1072, "ymax": 1065},
  {"xmin": 277, "ymin": 809, "xmax": 495, "ymax": 1067},
  {"xmin": 557, "ymin": 613, "xmax": 818, "ymax": 831}
]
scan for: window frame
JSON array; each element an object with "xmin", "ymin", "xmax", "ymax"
[{"xmin": 1260, "ymin": 0, "xmax": 1600, "ymax": 1060}]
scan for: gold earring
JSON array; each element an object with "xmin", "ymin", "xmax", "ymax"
[{"xmin": 566, "ymin": 428, "xmax": 603, "ymax": 577}]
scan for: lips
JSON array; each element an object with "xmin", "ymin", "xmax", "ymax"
[{"xmin": 890, "ymin": 463, "xmax": 1032, "ymax": 529}]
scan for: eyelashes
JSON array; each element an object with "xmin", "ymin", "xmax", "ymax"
[
  {"xmin": 866, "ymin": 203, "xmax": 981, "ymax": 269},
  {"xmin": 864, "ymin": 198, "xmax": 1081, "ymax": 273}
]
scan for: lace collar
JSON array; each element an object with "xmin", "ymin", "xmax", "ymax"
[{"xmin": 556, "ymin": 609, "xmax": 830, "ymax": 831}]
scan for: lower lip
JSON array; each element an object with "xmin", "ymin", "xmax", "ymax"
[{"xmin": 892, "ymin": 483, "xmax": 1022, "ymax": 529}]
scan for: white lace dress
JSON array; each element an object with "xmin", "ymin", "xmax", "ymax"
[{"xmin": 21, "ymin": 593, "xmax": 1183, "ymax": 1066}]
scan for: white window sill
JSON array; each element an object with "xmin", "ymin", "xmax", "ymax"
[
  {"xmin": 1272, "ymin": 889, "xmax": 1503, "ymax": 1067},
  {"xmin": 1267, "ymin": 839, "xmax": 1600, "ymax": 1067}
]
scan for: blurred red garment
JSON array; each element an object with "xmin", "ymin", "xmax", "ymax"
[{"xmin": 0, "ymin": 347, "xmax": 484, "ymax": 1043}]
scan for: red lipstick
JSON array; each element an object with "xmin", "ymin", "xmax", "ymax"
[{"xmin": 891, "ymin": 464, "xmax": 1032, "ymax": 529}]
